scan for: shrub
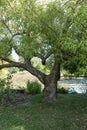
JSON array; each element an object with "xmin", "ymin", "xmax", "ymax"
[
  {"xmin": 26, "ymin": 81, "xmax": 42, "ymax": 94},
  {"xmin": 57, "ymin": 87, "xmax": 68, "ymax": 94},
  {"xmin": 0, "ymin": 78, "xmax": 6, "ymax": 104},
  {"xmin": 0, "ymin": 73, "xmax": 16, "ymax": 105}
]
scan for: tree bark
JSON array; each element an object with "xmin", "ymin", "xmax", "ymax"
[
  {"xmin": 43, "ymin": 58, "xmax": 60, "ymax": 101},
  {"xmin": 43, "ymin": 76, "xmax": 57, "ymax": 101}
]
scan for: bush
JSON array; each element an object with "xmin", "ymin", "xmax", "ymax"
[
  {"xmin": 26, "ymin": 81, "xmax": 42, "ymax": 94},
  {"xmin": 57, "ymin": 87, "xmax": 68, "ymax": 94},
  {"xmin": 0, "ymin": 73, "xmax": 16, "ymax": 105}
]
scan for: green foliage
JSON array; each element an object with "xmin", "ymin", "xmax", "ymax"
[
  {"xmin": 26, "ymin": 81, "xmax": 42, "ymax": 94},
  {"xmin": 0, "ymin": 60, "xmax": 9, "ymax": 77},
  {"xmin": 36, "ymin": 63, "xmax": 50, "ymax": 74},
  {"xmin": 63, "ymin": 55, "xmax": 87, "ymax": 77},
  {"xmin": 63, "ymin": 57, "xmax": 80, "ymax": 74},
  {"xmin": 31, "ymin": 57, "xmax": 54, "ymax": 74},
  {"xmin": 0, "ymin": 73, "xmax": 16, "ymax": 105},
  {"xmin": 0, "ymin": 78, "xmax": 6, "ymax": 104},
  {"xmin": 31, "ymin": 58, "xmax": 50, "ymax": 74},
  {"xmin": 0, "ymin": 38, "xmax": 10, "ymax": 56},
  {"xmin": 57, "ymin": 87, "xmax": 68, "ymax": 94},
  {"xmin": 9, "ymin": 67, "xmax": 19, "ymax": 74},
  {"xmin": 1, "ymin": 0, "xmax": 86, "ymax": 58}
]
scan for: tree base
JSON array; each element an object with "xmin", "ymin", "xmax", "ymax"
[{"xmin": 43, "ymin": 84, "xmax": 57, "ymax": 102}]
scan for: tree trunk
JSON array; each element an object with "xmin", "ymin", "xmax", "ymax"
[
  {"xmin": 43, "ymin": 77, "xmax": 57, "ymax": 101},
  {"xmin": 43, "ymin": 59, "xmax": 60, "ymax": 101}
]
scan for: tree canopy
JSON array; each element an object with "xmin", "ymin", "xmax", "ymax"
[{"xmin": 0, "ymin": 0, "xmax": 87, "ymax": 101}]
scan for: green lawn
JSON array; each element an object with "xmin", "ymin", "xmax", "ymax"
[{"xmin": 0, "ymin": 94, "xmax": 87, "ymax": 130}]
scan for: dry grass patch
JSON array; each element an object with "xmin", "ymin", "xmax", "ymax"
[{"xmin": 12, "ymin": 71, "xmax": 42, "ymax": 88}]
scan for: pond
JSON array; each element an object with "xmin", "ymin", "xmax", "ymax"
[{"xmin": 58, "ymin": 78, "xmax": 87, "ymax": 94}]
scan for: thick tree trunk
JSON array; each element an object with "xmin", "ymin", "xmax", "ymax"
[
  {"xmin": 43, "ymin": 77, "xmax": 57, "ymax": 101},
  {"xmin": 43, "ymin": 59, "xmax": 60, "ymax": 101}
]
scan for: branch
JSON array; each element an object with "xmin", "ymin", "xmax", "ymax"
[
  {"xmin": 34, "ymin": 53, "xmax": 47, "ymax": 65},
  {"xmin": 0, "ymin": 63, "xmax": 25, "ymax": 69},
  {"xmin": 0, "ymin": 56, "xmax": 46, "ymax": 84},
  {"xmin": 12, "ymin": 31, "xmax": 26, "ymax": 38},
  {"xmin": 50, "ymin": 58, "xmax": 60, "ymax": 81},
  {"xmin": 0, "ymin": 56, "xmax": 26, "ymax": 69},
  {"xmin": 1, "ymin": 19, "xmax": 13, "ymax": 36},
  {"xmin": 0, "ymin": 57, "xmax": 16, "ymax": 63},
  {"xmin": 9, "ymin": 31, "xmax": 26, "ymax": 44},
  {"xmin": 25, "ymin": 59, "xmax": 46, "ymax": 84},
  {"xmin": 1, "ymin": 19, "xmax": 26, "ymax": 41},
  {"xmin": 34, "ymin": 51, "xmax": 53, "ymax": 65},
  {"xmin": 1, "ymin": 19, "xmax": 26, "ymax": 57},
  {"xmin": 10, "ymin": 32, "xmax": 26, "ymax": 57}
]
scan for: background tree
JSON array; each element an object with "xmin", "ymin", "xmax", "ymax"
[
  {"xmin": 0, "ymin": 0, "xmax": 87, "ymax": 101},
  {"xmin": 62, "ymin": 55, "xmax": 87, "ymax": 77}
]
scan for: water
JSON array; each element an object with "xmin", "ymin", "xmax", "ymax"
[{"xmin": 58, "ymin": 78, "xmax": 87, "ymax": 94}]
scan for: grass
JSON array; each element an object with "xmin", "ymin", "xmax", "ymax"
[{"xmin": 0, "ymin": 94, "xmax": 87, "ymax": 130}]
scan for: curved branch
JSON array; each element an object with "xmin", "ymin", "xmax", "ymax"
[
  {"xmin": 25, "ymin": 59, "xmax": 46, "ymax": 84},
  {"xmin": 0, "ymin": 57, "xmax": 18, "ymax": 64},
  {"xmin": 0, "ymin": 56, "xmax": 26, "ymax": 69},
  {"xmin": 0, "ymin": 63, "xmax": 25, "ymax": 69},
  {"xmin": 0, "ymin": 57, "xmax": 46, "ymax": 84}
]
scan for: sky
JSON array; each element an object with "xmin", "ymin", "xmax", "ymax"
[{"xmin": 11, "ymin": 49, "xmax": 19, "ymax": 62}]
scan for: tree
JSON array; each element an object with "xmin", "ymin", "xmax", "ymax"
[
  {"xmin": 62, "ymin": 55, "xmax": 87, "ymax": 77},
  {"xmin": 0, "ymin": 0, "xmax": 87, "ymax": 101}
]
